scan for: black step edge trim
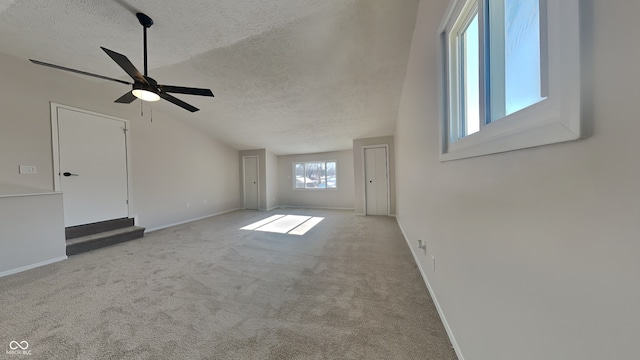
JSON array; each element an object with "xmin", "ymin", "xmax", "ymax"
[{"xmin": 66, "ymin": 227, "xmax": 144, "ymax": 256}]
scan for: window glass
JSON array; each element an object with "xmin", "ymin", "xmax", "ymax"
[
  {"xmin": 326, "ymin": 161, "xmax": 337, "ymax": 189},
  {"xmin": 293, "ymin": 161, "xmax": 337, "ymax": 189},
  {"xmin": 489, "ymin": 0, "xmax": 544, "ymax": 121},
  {"xmin": 462, "ymin": 12, "xmax": 480, "ymax": 136},
  {"xmin": 499, "ymin": 0, "xmax": 545, "ymax": 117},
  {"xmin": 295, "ymin": 163, "xmax": 305, "ymax": 188},
  {"xmin": 306, "ymin": 162, "xmax": 323, "ymax": 188}
]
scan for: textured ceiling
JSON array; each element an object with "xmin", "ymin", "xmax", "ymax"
[{"xmin": 0, "ymin": 0, "xmax": 420, "ymax": 154}]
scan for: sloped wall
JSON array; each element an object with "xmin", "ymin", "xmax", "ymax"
[
  {"xmin": 395, "ymin": 0, "xmax": 640, "ymax": 359},
  {"xmin": 0, "ymin": 52, "xmax": 241, "ymax": 232}
]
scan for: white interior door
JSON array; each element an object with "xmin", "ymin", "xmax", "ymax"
[
  {"xmin": 57, "ymin": 107, "xmax": 129, "ymax": 227},
  {"xmin": 365, "ymin": 147, "xmax": 389, "ymax": 216},
  {"xmin": 243, "ymin": 156, "xmax": 259, "ymax": 210}
]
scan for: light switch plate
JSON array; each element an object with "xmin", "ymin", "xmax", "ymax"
[{"xmin": 19, "ymin": 165, "xmax": 37, "ymax": 174}]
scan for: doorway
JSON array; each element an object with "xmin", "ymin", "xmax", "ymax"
[
  {"xmin": 243, "ymin": 156, "xmax": 259, "ymax": 210},
  {"xmin": 364, "ymin": 146, "xmax": 389, "ymax": 216},
  {"xmin": 51, "ymin": 104, "xmax": 130, "ymax": 227}
]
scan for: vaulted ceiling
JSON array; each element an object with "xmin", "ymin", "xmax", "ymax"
[{"xmin": 0, "ymin": 0, "xmax": 420, "ymax": 154}]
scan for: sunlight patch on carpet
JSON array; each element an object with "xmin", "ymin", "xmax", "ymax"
[
  {"xmin": 240, "ymin": 214, "xmax": 324, "ymax": 235},
  {"xmin": 240, "ymin": 215, "xmax": 285, "ymax": 230}
]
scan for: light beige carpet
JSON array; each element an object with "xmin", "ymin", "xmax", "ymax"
[{"xmin": 0, "ymin": 209, "xmax": 457, "ymax": 359}]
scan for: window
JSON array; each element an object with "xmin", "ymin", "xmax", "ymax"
[
  {"xmin": 439, "ymin": 0, "xmax": 585, "ymax": 161},
  {"xmin": 294, "ymin": 161, "xmax": 337, "ymax": 189}
]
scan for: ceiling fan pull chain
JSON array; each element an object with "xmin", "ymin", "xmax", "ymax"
[
  {"xmin": 151, "ymin": 106, "xmax": 153, "ymax": 123},
  {"xmin": 140, "ymin": 99, "xmax": 143, "ymax": 116}
]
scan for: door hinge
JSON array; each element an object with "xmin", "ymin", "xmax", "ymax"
[
  {"xmin": 122, "ymin": 128, "xmax": 128, "ymax": 133},
  {"xmin": 126, "ymin": 199, "xmax": 129, "ymax": 204}
]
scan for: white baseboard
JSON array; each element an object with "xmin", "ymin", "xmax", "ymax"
[
  {"xmin": 0, "ymin": 256, "xmax": 68, "ymax": 278},
  {"xmin": 354, "ymin": 213, "xmax": 396, "ymax": 217},
  {"xmin": 277, "ymin": 205, "xmax": 355, "ymax": 211},
  {"xmin": 145, "ymin": 208, "xmax": 243, "ymax": 233},
  {"xmin": 258, "ymin": 206, "xmax": 281, "ymax": 211},
  {"xmin": 395, "ymin": 217, "xmax": 465, "ymax": 360}
]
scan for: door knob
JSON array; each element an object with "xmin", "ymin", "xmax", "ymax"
[
  {"xmin": 63, "ymin": 172, "xmax": 79, "ymax": 177},
  {"xmin": 369, "ymin": 180, "xmax": 373, "ymax": 183}
]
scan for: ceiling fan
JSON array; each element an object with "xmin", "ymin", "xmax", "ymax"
[{"xmin": 29, "ymin": 12, "xmax": 213, "ymax": 112}]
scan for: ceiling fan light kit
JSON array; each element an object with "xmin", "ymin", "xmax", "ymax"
[
  {"xmin": 131, "ymin": 76, "xmax": 160, "ymax": 102},
  {"xmin": 132, "ymin": 89, "xmax": 160, "ymax": 102},
  {"xmin": 29, "ymin": 12, "xmax": 213, "ymax": 112}
]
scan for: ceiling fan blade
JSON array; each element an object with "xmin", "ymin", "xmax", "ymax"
[
  {"xmin": 101, "ymin": 47, "xmax": 148, "ymax": 85},
  {"xmin": 159, "ymin": 92, "xmax": 199, "ymax": 112},
  {"xmin": 158, "ymin": 85, "xmax": 214, "ymax": 97},
  {"xmin": 114, "ymin": 91, "xmax": 137, "ymax": 104},
  {"xmin": 29, "ymin": 59, "xmax": 132, "ymax": 85}
]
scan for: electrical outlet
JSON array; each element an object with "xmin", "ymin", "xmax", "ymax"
[
  {"xmin": 186, "ymin": 202, "xmax": 190, "ymax": 208},
  {"xmin": 203, "ymin": 200, "xmax": 207, "ymax": 205},
  {"xmin": 417, "ymin": 240, "xmax": 427, "ymax": 255}
]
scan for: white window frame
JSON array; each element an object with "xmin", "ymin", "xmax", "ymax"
[
  {"xmin": 292, "ymin": 161, "xmax": 338, "ymax": 190},
  {"xmin": 448, "ymin": 0, "xmax": 479, "ymax": 140},
  {"xmin": 439, "ymin": 0, "xmax": 586, "ymax": 161}
]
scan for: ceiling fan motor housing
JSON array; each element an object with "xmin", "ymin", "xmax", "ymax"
[
  {"xmin": 133, "ymin": 81, "xmax": 157, "ymax": 93},
  {"xmin": 136, "ymin": 13, "xmax": 153, "ymax": 28}
]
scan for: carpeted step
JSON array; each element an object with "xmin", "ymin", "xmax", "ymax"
[
  {"xmin": 65, "ymin": 218, "xmax": 134, "ymax": 240},
  {"xmin": 66, "ymin": 226, "xmax": 145, "ymax": 256}
]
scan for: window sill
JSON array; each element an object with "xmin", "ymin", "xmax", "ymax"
[
  {"xmin": 440, "ymin": 100, "xmax": 586, "ymax": 161},
  {"xmin": 293, "ymin": 188, "xmax": 338, "ymax": 191}
]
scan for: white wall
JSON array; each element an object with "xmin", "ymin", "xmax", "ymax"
[
  {"xmin": 132, "ymin": 115, "xmax": 240, "ymax": 231},
  {"xmin": 395, "ymin": 1, "xmax": 640, "ymax": 359},
  {"xmin": 265, "ymin": 149, "xmax": 279, "ymax": 210},
  {"xmin": 0, "ymin": 191, "xmax": 66, "ymax": 276},
  {"xmin": 0, "ymin": 51, "xmax": 241, "ymax": 232},
  {"xmin": 278, "ymin": 150, "xmax": 354, "ymax": 210}
]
